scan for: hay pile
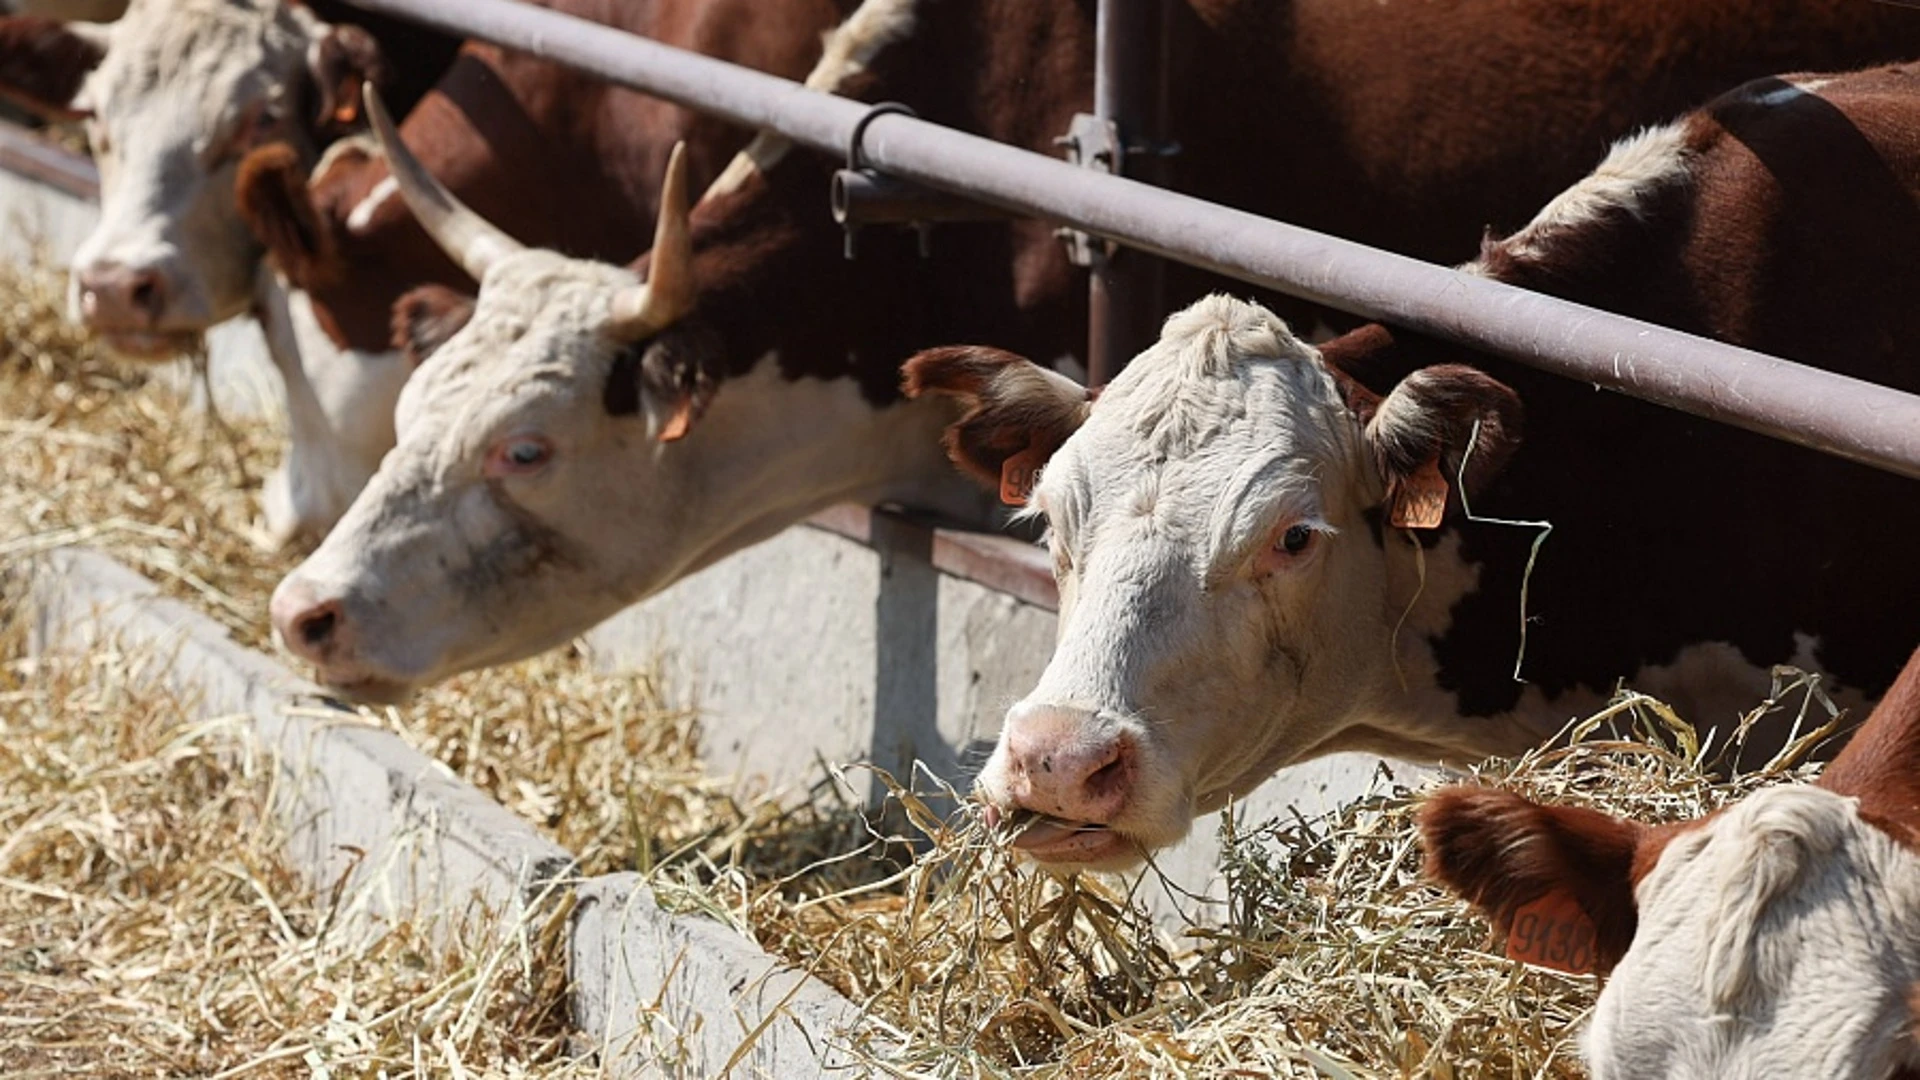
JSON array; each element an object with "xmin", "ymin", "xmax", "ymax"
[
  {"xmin": 0, "ymin": 257, "xmax": 1851, "ymax": 1076},
  {"xmin": 0, "ymin": 604, "xmax": 590, "ymax": 1076},
  {"xmin": 738, "ymin": 689, "xmax": 1835, "ymax": 1078}
]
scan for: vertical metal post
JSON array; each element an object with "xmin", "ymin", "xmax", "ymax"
[{"xmin": 1087, "ymin": 0, "xmax": 1169, "ymax": 386}]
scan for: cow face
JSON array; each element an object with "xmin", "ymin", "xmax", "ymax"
[
  {"xmin": 0, "ymin": 0, "xmax": 380, "ymax": 356},
  {"xmin": 1421, "ymin": 784, "xmax": 1920, "ymax": 1079},
  {"xmin": 906, "ymin": 298, "xmax": 1525, "ymax": 870},
  {"xmin": 269, "ymin": 89, "xmax": 969, "ymax": 698}
]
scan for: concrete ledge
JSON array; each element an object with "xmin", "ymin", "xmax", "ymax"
[
  {"xmin": 21, "ymin": 546, "xmax": 870, "ymax": 1075},
  {"xmin": 572, "ymin": 874, "xmax": 870, "ymax": 1077}
]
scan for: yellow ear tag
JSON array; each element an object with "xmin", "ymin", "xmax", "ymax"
[{"xmin": 1389, "ymin": 457, "xmax": 1449, "ymax": 530}]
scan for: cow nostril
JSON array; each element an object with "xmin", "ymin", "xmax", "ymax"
[
  {"xmin": 1086, "ymin": 756, "xmax": 1125, "ymax": 798},
  {"xmin": 297, "ymin": 607, "xmax": 337, "ymax": 649},
  {"xmin": 129, "ymin": 273, "xmax": 161, "ymax": 316}
]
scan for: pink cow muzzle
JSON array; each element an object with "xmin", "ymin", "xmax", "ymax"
[{"xmin": 989, "ymin": 702, "xmax": 1140, "ymax": 864}]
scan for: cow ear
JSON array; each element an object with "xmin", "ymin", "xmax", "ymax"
[
  {"xmin": 305, "ymin": 22, "xmax": 385, "ymax": 134},
  {"xmin": 0, "ymin": 16, "xmax": 109, "ymax": 121},
  {"xmin": 391, "ymin": 284, "xmax": 474, "ymax": 368},
  {"xmin": 1365, "ymin": 365, "xmax": 1522, "ymax": 529},
  {"xmin": 902, "ymin": 345, "xmax": 1091, "ymax": 505},
  {"xmin": 1419, "ymin": 787, "xmax": 1645, "ymax": 976},
  {"xmin": 236, "ymin": 141, "xmax": 341, "ymax": 288}
]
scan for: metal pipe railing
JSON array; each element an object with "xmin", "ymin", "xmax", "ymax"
[{"xmin": 344, "ymin": 0, "xmax": 1920, "ymax": 481}]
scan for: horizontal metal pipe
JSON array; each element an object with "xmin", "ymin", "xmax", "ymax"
[
  {"xmin": 342, "ymin": 0, "xmax": 1920, "ymax": 480},
  {"xmin": 830, "ymin": 170, "xmax": 1006, "ymax": 226}
]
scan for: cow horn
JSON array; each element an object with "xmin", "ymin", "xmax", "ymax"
[
  {"xmin": 361, "ymin": 84, "xmax": 523, "ymax": 283},
  {"xmin": 608, "ymin": 141, "xmax": 694, "ymax": 340}
]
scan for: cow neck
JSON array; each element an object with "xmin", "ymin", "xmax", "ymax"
[
  {"xmin": 302, "ymin": 0, "xmax": 461, "ymax": 119},
  {"xmin": 637, "ymin": 0, "xmax": 1093, "ymax": 406},
  {"xmin": 1819, "ymin": 646, "xmax": 1920, "ymax": 849}
]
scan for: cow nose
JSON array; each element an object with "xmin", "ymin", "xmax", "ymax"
[
  {"xmin": 270, "ymin": 579, "xmax": 347, "ymax": 665},
  {"xmin": 77, "ymin": 264, "xmax": 166, "ymax": 327},
  {"xmin": 1000, "ymin": 702, "xmax": 1135, "ymax": 824}
]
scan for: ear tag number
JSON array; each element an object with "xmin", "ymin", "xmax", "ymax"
[
  {"xmin": 1389, "ymin": 456, "xmax": 1450, "ymax": 530},
  {"xmin": 1000, "ymin": 444, "xmax": 1046, "ymax": 507},
  {"xmin": 1506, "ymin": 892, "xmax": 1598, "ymax": 975}
]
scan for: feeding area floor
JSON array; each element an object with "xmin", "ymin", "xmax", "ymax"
[{"xmin": 0, "ymin": 260, "xmax": 1847, "ymax": 1077}]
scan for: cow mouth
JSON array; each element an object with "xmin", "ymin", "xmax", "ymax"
[
  {"xmin": 97, "ymin": 328, "xmax": 204, "ymax": 360},
  {"xmin": 315, "ymin": 670, "xmax": 416, "ymax": 706},
  {"xmin": 1005, "ymin": 811, "xmax": 1132, "ymax": 865}
]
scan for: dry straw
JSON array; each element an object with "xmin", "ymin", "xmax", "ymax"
[{"xmin": 0, "ymin": 260, "xmax": 1850, "ymax": 1076}]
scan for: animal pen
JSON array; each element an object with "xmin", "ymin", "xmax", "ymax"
[{"xmin": 5, "ymin": 0, "xmax": 1920, "ymax": 1074}]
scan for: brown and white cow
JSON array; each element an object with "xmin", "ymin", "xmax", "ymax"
[
  {"xmin": 265, "ymin": 0, "xmax": 1920, "ymax": 700},
  {"xmin": 0, "ymin": 0, "xmax": 451, "ymax": 352},
  {"xmin": 905, "ymin": 65, "xmax": 1920, "ymax": 870},
  {"xmin": 265, "ymin": 0, "xmax": 1084, "ymax": 699},
  {"xmin": 0, "ymin": 0, "xmax": 455, "ymax": 544},
  {"xmin": 1420, "ymin": 639, "xmax": 1920, "ymax": 1078}
]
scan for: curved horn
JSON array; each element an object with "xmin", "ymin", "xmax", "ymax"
[
  {"xmin": 361, "ymin": 83, "xmax": 523, "ymax": 283},
  {"xmin": 608, "ymin": 141, "xmax": 694, "ymax": 340}
]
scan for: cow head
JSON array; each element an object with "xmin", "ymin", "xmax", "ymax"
[
  {"xmin": 269, "ymin": 87, "xmax": 970, "ymax": 699},
  {"xmin": 1421, "ymin": 783, "xmax": 1920, "ymax": 1078},
  {"xmin": 904, "ymin": 298, "xmax": 1526, "ymax": 869},
  {"xmin": 0, "ymin": 0, "xmax": 384, "ymax": 356}
]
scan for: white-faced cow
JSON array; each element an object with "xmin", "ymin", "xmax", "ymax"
[
  {"xmin": 266, "ymin": 1, "xmax": 1920, "ymax": 702},
  {"xmin": 905, "ymin": 65, "xmax": 1920, "ymax": 870},
  {"xmin": 1421, "ymin": 639, "xmax": 1920, "ymax": 1078},
  {"xmin": 0, "ymin": 0, "xmax": 455, "ymax": 544}
]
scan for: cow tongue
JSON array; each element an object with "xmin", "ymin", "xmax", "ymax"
[{"xmin": 1009, "ymin": 811, "xmax": 1108, "ymax": 851}]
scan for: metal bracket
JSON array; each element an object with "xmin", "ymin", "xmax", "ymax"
[
  {"xmin": 1052, "ymin": 113, "xmax": 1181, "ymax": 268},
  {"xmin": 840, "ymin": 101, "xmax": 931, "ymax": 259},
  {"xmin": 1053, "ymin": 112, "xmax": 1121, "ymax": 268}
]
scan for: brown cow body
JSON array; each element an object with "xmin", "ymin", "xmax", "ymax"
[
  {"xmin": 243, "ymin": 0, "xmax": 852, "ymax": 355},
  {"xmin": 1323, "ymin": 65, "xmax": 1920, "ymax": 721},
  {"xmin": 261, "ymin": 0, "xmax": 1920, "ymax": 360}
]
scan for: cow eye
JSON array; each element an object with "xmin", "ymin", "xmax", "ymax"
[
  {"xmin": 1278, "ymin": 524, "xmax": 1314, "ymax": 555},
  {"xmin": 485, "ymin": 434, "xmax": 554, "ymax": 477}
]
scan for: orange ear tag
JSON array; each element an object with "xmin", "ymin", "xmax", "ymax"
[
  {"xmin": 1389, "ymin": 456, "xmax": 1450, "ymax": 530},
  {"xmin": 999, "ymin": 444, "xmax": 1047, "ymax": 507},
  {"xmin": 1505, "ymin": 892, "xmax": 1598, "ymax": 975}
]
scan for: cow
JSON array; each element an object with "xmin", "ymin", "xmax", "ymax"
[
  {"xmin": 227, "ymin": 0, "xmax": 848, "ymax": 541},
  {"xmin": 1419, "ymin": 639, "xmax": 1920, "ymax": 1078},
  {"xmin": 0, "ymin": 0, "xmax": 457, "ymax": 544},
  {"xmin": 902, "ymin": 64, "xmax": 1920, "ymax": 870},
  {"xmin": 264, "ymin": 2, "xmax": 1920, "ymax": 699}
]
